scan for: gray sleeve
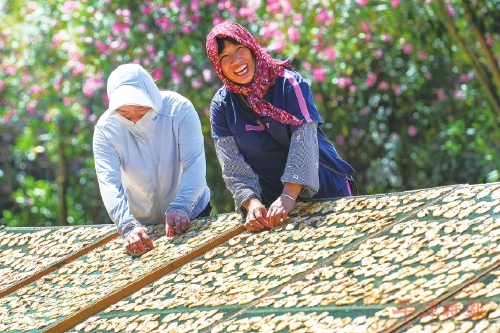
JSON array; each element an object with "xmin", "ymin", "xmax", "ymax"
[
  {"xmin": 93, "ymin": 127, "xmax": 143, "ymax": 237},
  {"xmin": 281, "ymin": 122, "xmax": 320, "ymax": 198},
  {"xmin": 167, "ymin": 100, "xmax": 208, "ymax": 217},
  {"xmin": 214, "ymin": 136, "xmax": 262, "ymax": 210}
]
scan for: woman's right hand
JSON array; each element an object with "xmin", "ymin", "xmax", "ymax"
[
  {"xmin": 124, "ymin": 227, "xmax": 155, "ymax": 256},
  {"xmin": 244, "ymin": 198, "xmax": 270, "ymax": 231}
]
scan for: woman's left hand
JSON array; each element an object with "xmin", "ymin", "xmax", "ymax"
[
  {"xmin": 165, "ymin": 211, "xmax": 191, "ymax": 237},
  {"xmin": 267, "ymin": 195, "xmax": 295, "ymax": 228}
]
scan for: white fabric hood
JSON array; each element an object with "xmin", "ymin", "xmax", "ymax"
[{"xmin": 107, "ymin": 64, "xmax": 163, "ymax": 114}]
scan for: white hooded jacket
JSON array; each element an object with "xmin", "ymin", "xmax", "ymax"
[{"xmin": 93, "ymin": 64, "xmax": 210, "ymax": 236}]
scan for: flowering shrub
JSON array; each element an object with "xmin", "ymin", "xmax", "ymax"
[{"xmin": 0, "ymin": 0, "xmax": 499, "ymax": 227}]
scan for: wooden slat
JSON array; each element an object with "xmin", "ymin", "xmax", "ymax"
[
  {"xmin": 42, "ymin": 225, "xmax": 246, "ymax": 333},
  {"xmin": 0, "ymin": 232, "xmax": 119, "ymax": 298}
]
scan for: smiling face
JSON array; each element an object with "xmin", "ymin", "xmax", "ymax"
[
  {"xmin": 116, "ymin": 105, "xmax": 150, "ymax": 123},
  {"xmin": 218, "ymin": 41, "xmax": 255, "ymax": 85}
]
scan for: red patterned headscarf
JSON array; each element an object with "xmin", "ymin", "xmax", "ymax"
[{"xmin": 206, "ymin": 21, "xmax": 302, "ymax": 126}]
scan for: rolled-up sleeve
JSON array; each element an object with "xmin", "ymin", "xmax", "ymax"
[
  {"xmin": 167, "ymin": 101, "xmax": 208, "ymax": 217},
  {"xmin": 281, "ymin": 122, "xmax": 320, "ymax": 198},
  {"xmin": 93, "ymin": 127, "xmax": 142, "ymax": 237},
  {"xmin": 214, "ymin": 136, "xmax": 262, "ymax": 210}
]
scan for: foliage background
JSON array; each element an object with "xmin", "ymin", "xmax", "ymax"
[{"xmin": 1, "ymin": 0, "xmax": 499, "ymax": 227}]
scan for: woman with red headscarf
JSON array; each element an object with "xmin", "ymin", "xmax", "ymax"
[{"xmin": 206, "ymin": 21, "xmax": 356, "ymax": 231}]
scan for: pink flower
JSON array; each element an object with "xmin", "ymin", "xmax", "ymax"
[
  {"xmin": 378, "ymin": 81, "xmax": 389, "ymax": 90},
  {"xmin": 61, "ymin": 1, "xmax": 77, "ymax": 13},
  {"xmin": 281, "ymin": 0, "xmax": 292, "ymax": 17},
  {"xmin": 184, "ymin": 66, "xmax": 193, "ymax": 77},
  {"xmin": 95, "ymin": 40, "xmax": 107, "ymax": 54},
  {"xmin": 393, "ymin": 85, "xmax": 403, "ymax": 95},
  {"xmin": 27, "ymin": 104, "xmax": 37, "ymax": 114},
  {"xmin": 356, "ymin": 0, "xmax": 369, "ymax": 6},
  {"xmin": 315, "ymin": 93, "xmax": 323, "ymax": 101},
  {"xmin": 120, "ymin": 9, "xmax": 131, "ymax": 17},
  {"xmin": 138, "ymin": 23, "xmax": 148, "ymax": 31},
  {"xmin": 446, "ymin": 2, "xmax": 455, "ymax": 17},
  {"xmin": 315, "ymin": 9, "xmax": 329, "ymax": 23},
  {"xmin": 203, "ymin": 108, "xmax": 210, "ymax": 115},
  {"xmin": 151, "ymin": 68, "xmax": 163, "ymax": 80},
  {"xmin": 486, "ymin": 37, "xmax": 493, "ymax": 46},
  {"xmin": 239, "ymin": 7, "xmax": 254, "ymax": 18},
  {"xmin": 460, "ymin": 74, "xmax": 468, "ymax": 83},
  {"xmin": 192, "ymin": 78, "xmax": 202, "ymax": 89},
  {"xmin": 171, "ymin": 69, "xmax": 181, "ymax": 85},
  {"xmin": 390, "ymin": 0, "xmax": 400, "ymax": 7},
  {"xmin": 0, "ymin": 81, "xmax": 4, "ymax": 92},
  {"xmin": 417, "ymin": 51, "xmax": 428, "ymax": 60},
  {"xmin": 292, "ymin": 13, "xmax": 303, "ymax": 24},
  {"xmin": 288, "ymin": 26, "xmax": 300, "ymax": 43},
  {"xmin": 336, "ymin": 135, "xmax": 345, "ymax": 144},
  {"xmin": 213, "ymin": 17, "xmax": 223, "ymax": 26},
  {"xmin": 181, "ymin": 25, "xmax": 191, "ymax": 34},
  {"xmin": 31, "ymin": 85, "xmax": 42, "ymax": 94},
  {"xmin": 313, "ymin": 67, "xmax": 326, "ymax": 83},
  {"xmin": 454, "ymin": 90, "xmax": 463, "ymax": 99},
  {"xmin": 182, "ymin": 54, "xmax": 192, "ymax": 63},
  {"xmin": 63, "ymin": 97, "xmax": 71, "ymax": 106},
  {"xmin": 82, "ymin": 77, "xmax": 104, "ymax": 97},
  {"xmin": 82, "ymin": 107, "xmax": 90, "ymax": 115},
  {"xmin": 140, "ymin": 5, "xmax": 153, "ymax": 15},
  {"xmin": 361, "ymin": 22, "xmax": 369, "ymax": 32},
  {"xmin": 5, "ymin": 66, "xmax": 16, "ymax": 76},
  {"xmin": 262, "ymin": 22, "xmax": 279, "ymax": 41},
  {"xmin": 337, "ymin": 77, "xmax": 352, "ymax": 88},
  {"xmin": 202, "ymin": 69, "xmax": 213, "ymax": 82},
  {"xmin": 374, "ymin": 49, "xmax": 383, "ymax": 59},
  {"xmin": 365, "ymin": 33, "xmax": 372, "ymax": 41},
  {"xmin": 351, "ymin": 128, "xmax": 359, "ymax": 136},
  {"xmin": 408, "ymin": 126, "xmax": 417, "ymax": 137},
  {"xmin": 360, "ymin": 108, "xmax": 369, "ymax": 115},
  {"xmin": 402, "ymin": 44, "xmax": 413, "ymax": 54},
  {"xmin": 27, "ymin": 1, "xmax": 37, "ymax": 10},
  {"xmin": 44, "ymin": 114, "xmax": 51, "ymax": 123},
  {"xmin": 349, "ymin": 85, "xmax": 357, "ymax": 92},
  {"xmin": 322, "ymin": 48, "xmax": 337, "ymax": 60},
  {"xmin": 190, "ymin": 0, "xmax": 200, "ymax": 11},
  {"xmin": 271, "ymin": 40, "xmax": 286, "ymax": 53},
  {"xmin": 437, "ymin": 88, "xmax": 445, "ymax": 101},
  {"xmin": 424, "ymin": 71, "xmax": 432, "ymax": 79},
  {"xmin": 89, "ymin": 114, "xmax": 97, "ymax": 123},
  {"xmin": 302, "ymin": 62, "xmax": 311, "ymax": 71},
  {"xmin": 155, "ymin": 16, "xmax": 170, "ymax": 32},
  {"xmin": 365, "ymin": 73, "xmax": 377, "ymax": 87},
  {"xmin": 266, "ymin": 2, "xmax": 280, "ymax": 13}
]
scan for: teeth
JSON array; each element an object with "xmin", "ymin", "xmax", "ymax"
[{"xmin": 235, "ymin": 65, "xmax": 247, "ymax": 75}]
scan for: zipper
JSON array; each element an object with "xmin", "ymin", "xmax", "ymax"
[{"xmin": 319, "ymin": 161, "xmax": 349, "ymax": 180}]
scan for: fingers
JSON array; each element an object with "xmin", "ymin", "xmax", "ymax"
[
  {"xmin": 246, "ymin": 207, "xmax": 268, "ymax": 231},
  {"xmin": 254, "ymin": 209, "xmax": 269, "ymax": 228},
  {"xmin": 165, "ymin": 212, "xmax": 190, "ymax": 237},
  {"xmin": 244, "ymin": 221, "xmax": 261, "ymax": 231},
  {"xmin": 174, "ymin": 214, "xmax": 190, "ymax": 233},
  {"xmin": 124, "ymin": 228, "xmax": 154, "ymax": 256},
  {"xmin": 139, "ymin": 230, "xmax": 155, "ymax": 250},
  {"xmin": 267, "ymin": 206, "xmax": 286, "ymax": 228}
]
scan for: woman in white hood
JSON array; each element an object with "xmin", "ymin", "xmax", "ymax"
[{"xmin": 93, "ymin": 64, "xmax": 211, "ymax": 256}]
